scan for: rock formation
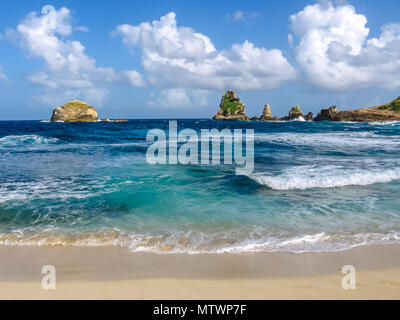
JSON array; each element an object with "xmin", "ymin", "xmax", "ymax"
[
  {"xmin": 211, "ymin": 94, "xmax": 400, "ymax": 122},
  {"xmin": 213, "ymin": 91, "xmax": 249, "ymax": 121},
  {"xmin": 304, "ymin": 112, "xmax": 314, "ymax": 121},
  {"xmin": 259, "ymin": 104, "xmax": 280, "ymax": 121},
  {"xmin": 314, "ymin": 106, "xmax": 339, "ymax": 121},
  {"xmin": 315, "ymin": 97, "xmax": 400, "ymax": 122},
  {"xmin": 281, "ymin": 105, "xmax": 304, "ymax": 120},
  {"xmin": 51, "ymin": 101, "xmax": 98, "ymax": 122}
]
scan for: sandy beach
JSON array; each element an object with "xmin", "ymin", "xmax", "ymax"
[{"xmin": 0, "ymin": 244, "xmax": 399, "ymax": 300}]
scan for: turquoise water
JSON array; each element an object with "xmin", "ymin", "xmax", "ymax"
[{"xmin": 0, "ymin": 119, "xmax": 400, "ymax": 253}]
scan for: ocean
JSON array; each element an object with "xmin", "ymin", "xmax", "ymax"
[{"xmin": 0, "ymin": 119, "xmax": 400, "ymax": 254}]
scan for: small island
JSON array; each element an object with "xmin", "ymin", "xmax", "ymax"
[
  {"xmin": 212, "ymin": 91, "xmax": 400, "ymax": 122},
  {"xmin": 51, "ymin": 100, "xmax": 98, "ymax": 122},
  {"xmin": 50, "ymin": 100, "xmax": 128, "ymax": 123},
  {"xmin": 212, "ymin": 90, "xmax": 249, "ymax": 121}
]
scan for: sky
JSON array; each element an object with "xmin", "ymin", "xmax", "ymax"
[{"xmin": 1, "ymin": 0, "xmax": 400, "ymax": 120}]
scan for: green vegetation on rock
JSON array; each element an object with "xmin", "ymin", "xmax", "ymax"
[
  {"xmin": 378, "ymin": 97, "xmax": 400, "ymax": 112},
  {"xmin": 213, "ymin": 90, "xmax": 249, "ymax": 120},
  {"xmin": 221, "ymin": 95, "xmax": 243, "ymax": 115},
  {"xmin": 291, "ymin": 105, "xmax": 302, "ymax": 113}
]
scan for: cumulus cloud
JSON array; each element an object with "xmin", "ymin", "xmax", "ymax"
[
  {"xmin": 115, "ymin": 12, "xmax": 297, "ymax": 92},
  {"xmin": 118, "ymin": 70, "xmax": 146, "ymax": 87},
  {"xmin": 290, "ymin": 1, "xmax": 400, "ymax": 90},
  {"xmin": 148, "ymin": 88, "xmax": 208, "ymax": 108},
  {"xmin": 10, "ymin": 7, "xmax": 143, "ymax": 107}
]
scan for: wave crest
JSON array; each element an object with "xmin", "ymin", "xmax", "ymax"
[
  {"xmin": 250, "ymin": 167, "xmax": 400, "ymax": 190},
  {"xmin": 0, "ymin": 135, "xmax": 59, "ymax": 147}
]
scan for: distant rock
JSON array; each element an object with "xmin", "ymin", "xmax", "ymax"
[
  {"xmin": 304, "ymin": 112, "xmax": 314, "ymax": 121},
  {"xmin": 314, "ymin": 106, "xmax": 339, "ymax": 121},
  {"xmin": 281, "ymin": 105, "xmax": 304, "ymax": 120},
  {"xmin": 315, "ymin": 97, "xmax": 400, "ymax": 122},
  {"xmin": 112, "ymin": 119, "xmax": 129, "ymax": 122},
  {"xmin": 51, "ymin": 101, "xmax": 98, "ymax": 122},
  {"xmin": 259, "ymin": 104, "xmax": 280, "ymax": 121},
  {"xmin": 213, "ymin": 91, "xmax": 249, "ymax": 121}
]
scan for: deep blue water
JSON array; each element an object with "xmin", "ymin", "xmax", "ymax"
[{"xmin": 0, "ymin": 119, "xmax": 400, "ymax": 253}]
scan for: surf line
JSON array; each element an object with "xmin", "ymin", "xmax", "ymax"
[{"xmin": 146, "ymin": 120, "xmax": 254, "ymax": 175}]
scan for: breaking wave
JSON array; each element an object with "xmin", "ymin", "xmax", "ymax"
[
  {"xmin": 0, "ymin": 135, "xmax": 59, "ymax": 147},
  {"xmin": 250, "ymin": 167, "xmax": 400, "ymax": 190},
  {"xmin": 255, "ymin": 131, "xmax": 400, "ymax": 150},
  {"xmin": 0, "ymin": 230, "xmax": 399, "ymax": 254}
]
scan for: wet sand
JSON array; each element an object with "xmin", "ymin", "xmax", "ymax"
[{"xmin": 0, "ymin": 245, "xmax": 399, "ymax": 299}]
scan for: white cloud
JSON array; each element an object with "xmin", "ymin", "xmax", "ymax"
[
  {"xmin": 118, "ymin": 70, "xmax": 146, "ymax": 87},
  {"xmin": 226, "ymin": 10, "xmax": 260, "ymax": 22},
  {"xmin": 233, "ymin": 11, "xmax": 245, "ymax": 21},
  {"xmin": 10, "ymin": 7, "xmax": 143, "ymax": 107},
  {"xmin": 148, "ymin": 88, "xmax": 208, "ymax": 108},
  {"xmin": 290, "ymin": 1, "xmax": 400, "ymax": 91},
  {"xmin": 115, "ymin": 12, "xmax": 297, "ymax": 92},
  {"xmin": 74, "ymin": 26, "xmax": 89, "ymax": 32},
  {"xmin": 288, "ymin": 34, "xmax": 294, "ymax": 48},
  {"xmin": 0, "ymin": 66, "xmax": 6, "ymax": 80},
  {"xmin": 230, "ymin": 11, "xmax": 245, "ymax": 21}
]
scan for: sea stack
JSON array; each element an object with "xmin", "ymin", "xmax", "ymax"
[
  {"xmin": 314, "ymin": 106, "xmax": 339, "ymax": 121},
  {"xmin": 213, "ymin": 90, "xmax": 249, "ymax": 121},
  {"xmin": 281, "ymin": 105, "xmax": 304, "ymax": 120},
  {"xmin": 259, "ymin": 104, "xmax": 280, "ymax": 121},
  {"xmin": 51, "ymin": 101, "xmax": 98, "ymax": 122}
]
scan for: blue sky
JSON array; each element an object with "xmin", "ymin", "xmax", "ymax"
[{"xmin": 1, "ymin": 0, "xmax": 400, "ymax": 120}]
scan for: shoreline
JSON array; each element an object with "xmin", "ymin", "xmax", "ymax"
[{"xmin": 1, "ymin": 244, "xmax": 399, "ymax": 299}]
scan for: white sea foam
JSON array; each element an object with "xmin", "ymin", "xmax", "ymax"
[
  {"xmin": 369, "ymin": 121, "xmax": 400, "ymax": 126},
  {"xmin": 214, "ymin": 232, "xmax": 400, "ymax": 254},
  {"xmin": 250, "ymin": 166, "xmax": 400, "ymax": 190},
  {"xmin": 255, "ymin": 131, "xmax": 400, "ymax": 150},
  {"xmin": 0, "ymin": 134, "xmax": 59, "ymax": 147},
  {"xmin": 0, "ymin": 177, "xmax": 108, "ymax": 204},
  {"xmin": 291, "ymin": 116, "xmax": 306, "ymax": 122},
  {"xmin": 0, "ymin": 230, "xmax": 399, "ymax": 254}
]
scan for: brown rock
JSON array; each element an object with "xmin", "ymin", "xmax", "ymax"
[
  {"xmin": 259, "ymin": 104, "xmax": 280, "ymax": 121},
  {"xmin": 51, "ymin": 101, "xmax": 98, "ymax": 122},
  {"xmin": 304, "ymin": 112, "xmax": 314, "ymax": 121},
  {"xmin": 281, "ymin": 105, "xmax": 304, "ymax": 120},
  {"xmin": 315, "ymin": 98, "xmax": 400, "ymax": 122},
  {"xmin": 314, "ymin": 106, "xmax": 339, "ymax": 121}
]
